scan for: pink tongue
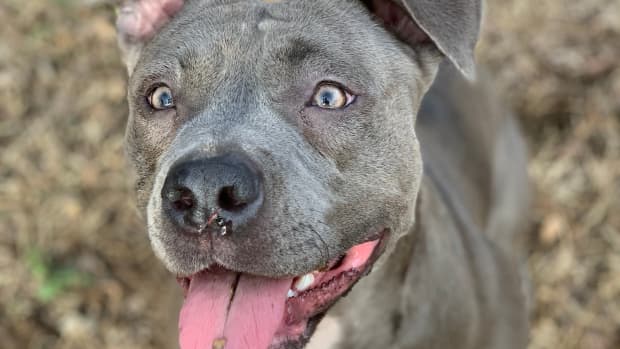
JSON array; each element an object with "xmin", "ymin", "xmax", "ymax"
[{"xmin": 179, "ymin": 271, "xmax": 293, "ymax": 349}]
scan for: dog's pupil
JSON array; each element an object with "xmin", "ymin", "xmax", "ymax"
[
  {"xmin": 160, "ymin": 92, "xmax": 173, "ymax": 107},
  {"xmin": 321, "ymin": 91, "xmax": 334, "ymax": 106}
]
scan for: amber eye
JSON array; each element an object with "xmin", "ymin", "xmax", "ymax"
[
  {"xmin": 311, "ymin": 83, "xmax": 354, "ymax": 110},
  {"xmin": 148, "ymin": 85, "xmax": 175, "ymax": 110}
]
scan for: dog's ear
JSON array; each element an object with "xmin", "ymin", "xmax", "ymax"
[
  {"xmin": 366, "ymin": 0, "xmax": 481, "ymax": 80},
  {"xmin": 116, "ymin": 0, "xmax": 185, "ymax": 74}
]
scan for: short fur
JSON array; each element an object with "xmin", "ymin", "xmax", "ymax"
[{"xmin": 117, "ymin": 0, "xmax": 530, "ymax": 348}]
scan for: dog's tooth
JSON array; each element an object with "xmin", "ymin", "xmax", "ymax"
[
  {"xmin": 294, "ymin": 273, "xmax": 315, "ymax": 292},
  {"xmin": 287, "ymin": 289, "xmax": 297, "ymax": 298}
]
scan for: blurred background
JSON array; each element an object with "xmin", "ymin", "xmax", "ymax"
[{"xmin": 1, "ymin": 0, "xmax": 619, "ymax": 348}]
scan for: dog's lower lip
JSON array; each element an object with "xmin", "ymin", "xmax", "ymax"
[
  {"xmin": 176, "ymin": 276, "xmax": 190, "ymax": 296},
  {"xmin": 282, "ymin": 233, "xmax": 387, "ymax": 325}
]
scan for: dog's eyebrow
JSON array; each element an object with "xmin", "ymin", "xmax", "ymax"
[{"xmin": 278, "ymin": 38, "xmax": 321, "ymax": 65}]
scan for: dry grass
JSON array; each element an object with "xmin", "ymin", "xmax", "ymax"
[
  {"xmin": 0, "ymin": 0, "xmax": 618, "ymax": 348},
  {"xmin": 478, "ymin": 1, "xmax": 620, "ymax": 347}
]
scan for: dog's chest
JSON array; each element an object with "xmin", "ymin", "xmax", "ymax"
[{"xmin": 306, "ymin": 316, "xmax": 343, "ymax": 349}]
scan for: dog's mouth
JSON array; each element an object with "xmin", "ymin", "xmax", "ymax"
[{"xmin": 175, "ymin": 231, "xmax": 387, "ymax": 349}]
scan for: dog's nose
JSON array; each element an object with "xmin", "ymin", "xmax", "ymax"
[{"xmin": 161, "ymin": 153, "xmax": 263, "ymax": 233}]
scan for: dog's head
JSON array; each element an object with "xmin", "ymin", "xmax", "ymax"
[{"xmin": 117, "ymin": 0, "xmax": 480, "ymax": 348}]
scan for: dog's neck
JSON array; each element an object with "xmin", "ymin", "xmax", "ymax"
[{"xmin": 326, "ymin": 176, "xmax": 526, "ymax": 348}]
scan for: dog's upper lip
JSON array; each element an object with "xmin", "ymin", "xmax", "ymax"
[{"xmin": 175, "ymin": 229, "xmax": 388, "ymax": 282}]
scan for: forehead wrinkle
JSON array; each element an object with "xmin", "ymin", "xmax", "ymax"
[
  {"xmin": 266, "ymin": 36, "xmax": 324, "ymax": 68},
  {"xmin": 256, "ymin": 5, "xmax": 291, "ymax": 28},
  {"xmin": 174, "ymin": 34, "xmax": 225, "ymax": 71},
  {"xmin": 174, "ymin": 44, "xmax": 222, "ymax": 91},
  {"xmin": 281, "ymin": 38, "xmax": 322, "ymax": 66}
]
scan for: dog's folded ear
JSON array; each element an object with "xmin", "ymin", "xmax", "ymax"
[
  {"xmin": 116, "ymin": 0, "xmax": 185, "ymax": 74},
  {"xmin": 365, "ymin": 0, "xmax": 482, "ymax": 80}
]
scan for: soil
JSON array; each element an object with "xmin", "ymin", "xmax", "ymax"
[{"xmin": 1, "ymin": 0, "xmax": 618, "ymax": 348}]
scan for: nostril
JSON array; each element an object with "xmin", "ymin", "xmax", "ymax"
[
  {"xmin": 218, "ymin": 186, "xmax": 247, "ymax": 212},
  {"xmin": 165, "ymin": 187, "xmax": 196, "ymax": 212}
]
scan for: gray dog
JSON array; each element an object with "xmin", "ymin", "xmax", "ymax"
[{"xmin": 116, "ymin": 0, "xmax": 531, "ymax": 348}]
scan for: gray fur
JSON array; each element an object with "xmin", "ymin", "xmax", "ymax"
[
  {"xmin": 327, "ymin": 62, "xmax": 530, "ymax": 349},
  {"xmin": 118, "ymin": 0, "xmax": 529, "ymax": 348}
]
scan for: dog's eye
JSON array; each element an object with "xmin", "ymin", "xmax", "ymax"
[
  {"xmin": 311, "ymin": 83, "xmax": 354, "ymax": 110},
  {"xmin": 148, "ymin": 85, "xmax": 175, "ymax": 110}
]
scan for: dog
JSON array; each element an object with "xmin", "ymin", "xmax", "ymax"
[{"xmin": 116, "ymin": 0, "xmax": 531, "ymax": 348}]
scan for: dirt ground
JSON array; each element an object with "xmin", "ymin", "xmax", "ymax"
[{"xmin": 1, "ymin": 0, "xmax": 619, "ymax": 348}]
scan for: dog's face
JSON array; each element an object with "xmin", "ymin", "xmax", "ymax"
[{"xmin": 118, "ymin": 0, "xmax": 479, "ymax": 348}]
